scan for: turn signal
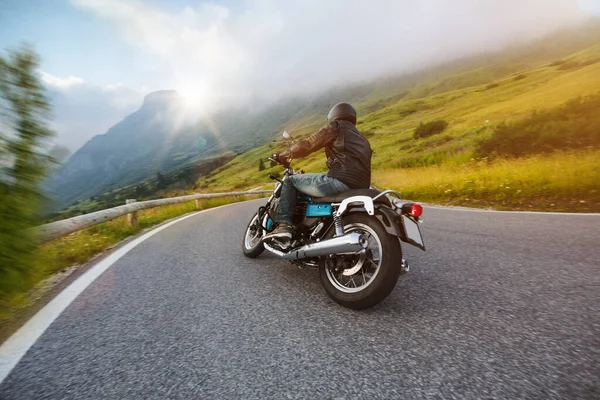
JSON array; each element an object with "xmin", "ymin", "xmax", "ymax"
[{"xmin": 410, "ymin": 203, "xmax": 423, "ymax": 217}]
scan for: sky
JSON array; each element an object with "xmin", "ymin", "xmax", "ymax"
[{"xmin": 1, "ymin": 0, "xmax": 598, "ymax": 152}]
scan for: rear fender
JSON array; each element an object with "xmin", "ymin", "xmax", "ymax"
[
  {"xmin": 373, "ymin": 205, "xmax": 406, "ymax": 240},
  {"xmin": 342, "ymin": 204, "xmax": 426, "ymax": 251},
  {"xmin": 376, "ymin": 205, "xmax": 426, "ymax": 250},
  {"xmin": 344, "ymin": 204, "xmax": 403, "ymax": 238}
]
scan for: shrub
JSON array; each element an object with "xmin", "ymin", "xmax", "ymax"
[
  {"xmin": 413, "ymin": 120, "xmax": 449, "ymax": 139},
  {"xmin": 513, "ymin": 74, "xmax": 526, "ymax": 81},
  {"xmin": 557, "ymin": 58, "xmax": 600, "ymax": 71},
  {"xmin": 485, "ymin": 83, "xmax": 499, "ymax": 90},
  {"xmin": 477, "ymin": 93, "xmax": 600, "ymax": 158}
]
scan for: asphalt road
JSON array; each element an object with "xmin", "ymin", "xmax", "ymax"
[{"xmin": 1, "ymin": 199, "xmax": 599, "ymax": 399}]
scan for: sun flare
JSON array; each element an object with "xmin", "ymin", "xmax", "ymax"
[{"xmin": 177, "ymin": 80, "xmax": 211, "ymax": 110}]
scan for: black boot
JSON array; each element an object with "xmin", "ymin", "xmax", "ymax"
[{"xmin": 264, "ymin": 225, "xmax": 293, "ymax": 248}]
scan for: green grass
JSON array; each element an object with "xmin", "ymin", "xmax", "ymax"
[
  {"xmin": 477, "ymin": 94, "xmax": 600, "ymax": 157},
  {"xmin": 0, "ymin": 195, "xmax": 260, "ymax": 322},
  {"xmin": 194, "ymin": 43, "xmax": 600, "ymax": 213},
  {"xmin": 374, "ymin": 150, "xmax": 600, "ymax": 212}
]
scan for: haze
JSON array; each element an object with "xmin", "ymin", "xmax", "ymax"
[{"xmin": 0, "ymin": 0, "xmax": 594, "ymax": 151}]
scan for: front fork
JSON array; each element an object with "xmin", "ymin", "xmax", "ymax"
[{"xmin": 257, "ymin": 193, "xmax": 277, "ymax": 232}]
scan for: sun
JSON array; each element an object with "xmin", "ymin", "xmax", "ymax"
[{"xmin": 177, "ymin": 80, "xmax": 211, "ymax": 110}]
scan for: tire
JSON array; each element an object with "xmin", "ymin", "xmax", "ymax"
[
  {"xmin": 319, "ymin": 213, "xmax": 402, "ymax": 309},
  {"xmin": 242, "ymin": 212, "xmax": 265, "ymax": 258}
]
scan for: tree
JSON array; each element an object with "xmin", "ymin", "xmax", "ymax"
[
  {"xmin": 258, "ymin": 158, "xmax": 265, "ymax": 171},
  {"xmin": 156, "ymin": 171, "xmax": 167, "ymax": 189},
  {"xmin": 181, "ymin": 168, "xmax": 193, "ymax": 186},
  {"xmin": 0, "ymin": 45, "xmax": 55, "ymax": 303}
]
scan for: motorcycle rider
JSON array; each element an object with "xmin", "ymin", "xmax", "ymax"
[{"xmin": 264, "ymin": 102, "xmax": 372, "ymax": 247}]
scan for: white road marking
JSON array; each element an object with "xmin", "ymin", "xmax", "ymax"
[
  {"xmin": 0, "ymin": 196, "xmax": 596, "ymax": 384},
  {"xmin": 0, "ymin": 203, "xmax": 243, "ymax": 385}
]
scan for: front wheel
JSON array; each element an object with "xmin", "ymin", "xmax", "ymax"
[
  {"xmin": 242, "ymin": 212, "xmax": 265, "ymax": 258},
  {"xmin": 319, "ymin": 213, "xmax": 402, "ymax": 309}
]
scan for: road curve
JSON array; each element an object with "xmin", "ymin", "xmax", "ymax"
[{"xmin": 1, "ymin": 199, "xmax": 598, "ymax": 399}]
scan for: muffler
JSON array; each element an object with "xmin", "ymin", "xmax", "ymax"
[{"xmin": 264, "ymin": 232, "xmax": 368, "ymax": 260}]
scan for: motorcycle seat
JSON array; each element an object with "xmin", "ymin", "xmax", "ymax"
[{"xmin": 312, "ymin": 189, "xmax": 391, "ymax": 206}]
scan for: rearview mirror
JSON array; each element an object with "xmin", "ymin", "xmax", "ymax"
[{"xmin": 282, "ymin": 131, "xmax": 291, "ymax": 140}]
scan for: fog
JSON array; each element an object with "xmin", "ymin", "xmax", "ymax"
[
  {"xmin": 71, "ymin": 0, "xmax": 588, "ymax": 107},
  {"xmin": 39, "ymin": 0, "xmax": 593, "ymax": 151},
  {"xmin": 43, "ymin": 75, "xmax": 143, "ymax": 151}
]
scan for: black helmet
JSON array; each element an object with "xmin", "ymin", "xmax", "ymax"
[{"xmin": 327, "ymin": 102, "xmax": 357, "ymax": 125}]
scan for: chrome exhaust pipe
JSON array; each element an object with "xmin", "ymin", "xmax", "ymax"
[{"xmin": 264, "ymin": 232, "xmax": 368, "ymax": 260}]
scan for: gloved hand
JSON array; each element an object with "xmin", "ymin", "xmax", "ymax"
[{"xmin": 273, "ymin": 151, "xmax": 290, "ymax": 164}]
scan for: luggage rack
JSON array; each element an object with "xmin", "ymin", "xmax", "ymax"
[{"xmin": 372, "ymin": 189, "xmax": 402, "ymax": 203}]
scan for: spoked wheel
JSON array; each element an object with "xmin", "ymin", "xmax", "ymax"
[
  {"xmin": 242, "ymin": 212, "xmax": 265, "ymax": 258},
  {"xmin": 319, "ymin": 213, "xmax": 402, "ymax": 309}
]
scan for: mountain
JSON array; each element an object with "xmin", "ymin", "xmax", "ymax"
[
  {"xmin": 50, "ymin": 86, "xmax": 385, "ymax": 208},
  {"xmin": 50, "ymin": 19, "xmax": 600, "ymax": 209},
  {"xmin": 50, "ymin": 90, "xmax": 215, "ymax": 206},
  {"xmin": 49, "ymin": 88, "xmax": 318, "ymax": 207}
]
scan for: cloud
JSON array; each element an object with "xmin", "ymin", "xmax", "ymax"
[
  {"xmin": 42, "ymin": 73, "xmax": 144, "ymax": 151},
  {"xmin": 41, "ymin": 72, "xmax": 85, "ymax": 89},
  {"xmin": 71, "ymin": 0, "xmax": 586, "ymax": 108},
  {"xmin": 71, "ymin": 0, "xmax": 282, "ymax": 106}
]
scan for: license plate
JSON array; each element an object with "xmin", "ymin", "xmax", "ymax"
[{"xmin": 401, "ymin": 215, "xmax": 425, "ymax": 251}]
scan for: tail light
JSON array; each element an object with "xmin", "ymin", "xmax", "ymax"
[
  {"xmin": 410, "ymin": 203, "xmax": 423, "ymax": 217},
  {"xmin": 399, "ymin": 202, "xmax": 423, "ymax": 218}
]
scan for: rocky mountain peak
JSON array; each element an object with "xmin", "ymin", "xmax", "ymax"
[{"xmin": 142, "ymin": 90, "xmax": 182, "ymax": 108}]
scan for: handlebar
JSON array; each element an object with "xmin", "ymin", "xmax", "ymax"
[
  {"xmin": 267, "ymin": 134, "xmax": 294, "ymax": 170},
  {"xmin": 270, "ymin": 153, "xmax": 292, "ymax": 168}
]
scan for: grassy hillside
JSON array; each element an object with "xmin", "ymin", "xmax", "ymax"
[
  {"xmin": 50, "ymin": 21, "xmax": 600, "ymax": 215},
  {"xmin": 195, "ymin": 41, "xmax": 600, "ymax": 212}
]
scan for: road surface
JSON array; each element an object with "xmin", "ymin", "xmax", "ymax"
[{"xmin": 1, "ymin": 199, "xmax": 598, "ymax": 399}]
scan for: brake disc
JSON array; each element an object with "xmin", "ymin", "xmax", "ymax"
[{"xmin": 341, "ymin": 250, "xmax": 366, "ymax": 276}]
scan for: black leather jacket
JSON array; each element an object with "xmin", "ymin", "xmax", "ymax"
[{"xmin": 284, "ymin": 120, "xmax": 372, "ymax": 189}]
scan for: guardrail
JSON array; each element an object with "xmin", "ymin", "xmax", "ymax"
[{"xmin": 33, "ymin": 190, "xmax": 271, "ymax": 244}]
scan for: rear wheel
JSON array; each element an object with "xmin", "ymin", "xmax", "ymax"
[
  {"xmin": 319, "ymin": 213, "xmax": 402, "ymax": 309},
  {"xmin": 242, "ymin": 212, "xmax": 265, "ymax": 258}
]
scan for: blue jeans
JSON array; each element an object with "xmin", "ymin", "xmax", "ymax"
[{"xmin": 275, "ymin": 173, "xmax": 349, "ymax": 225}]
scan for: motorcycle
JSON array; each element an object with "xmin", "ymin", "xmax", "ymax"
[{"xmin": 242, "ymin": 131, "xmax": 425, "ymax": 309}]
